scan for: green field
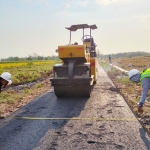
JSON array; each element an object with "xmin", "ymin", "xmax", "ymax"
[{"xmin": 0, "ymin": 60, "xmax": 59, "ymax": 85}]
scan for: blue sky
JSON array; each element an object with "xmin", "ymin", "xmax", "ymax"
[{"xmin": 0, "ymin": 0, "xmax": 150, "ymax": 58}]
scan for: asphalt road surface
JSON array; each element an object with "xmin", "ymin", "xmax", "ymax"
[{"xmin": 0, "ymin": 65, "xmax": 150, "ymax": 150}]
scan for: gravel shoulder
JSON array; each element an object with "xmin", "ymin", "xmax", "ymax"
[{"xmin": 0, "ymin": 65, "xmax": 150, "ymax": 150}]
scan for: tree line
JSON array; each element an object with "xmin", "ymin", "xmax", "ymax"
[
  {"xmin": 1, "ymin": 51, "xmax": 150, "ymax": 62},
  {"xmin": 0, "ymin": 55, "xmax": 59, "ymax": 62}
]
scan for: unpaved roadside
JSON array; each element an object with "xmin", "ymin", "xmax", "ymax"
[
  {"xmin": 106, "ymin": 63, "xmax": 150, "ymax": 134},
  {"xmin": 0, "ymin": 78, "xmax": 51, "ymax": 118},
  {"xmin": 0, "ymin": 65, "xmax": 150, "ymax": 150}
]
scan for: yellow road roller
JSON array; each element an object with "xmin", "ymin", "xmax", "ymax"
[{"xmin": 50, "ymin": 24, "xmax": 98, "ymax": 97}]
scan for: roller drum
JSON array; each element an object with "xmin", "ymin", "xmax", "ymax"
[{"xmin": 54, "ymin": 85, "xmax": 92, "ymax": 97}]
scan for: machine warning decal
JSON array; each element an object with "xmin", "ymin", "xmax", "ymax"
[
  {"xmin": 60, "ymin": 48, "xmax": 64, "ymax": 50},
  {"xmin": 90, "ymin": 62, "xmax": 95, "ymax": 66},
  {"xmin": 78, "ymin": 47, "xmax": 83, "ymax": 50}
]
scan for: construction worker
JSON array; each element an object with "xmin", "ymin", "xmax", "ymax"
[
  {"xmin": 0, "ymin": 72, "xmax": 12, "ymax": 93},
  {"xmin": 128, "ymin": 68, "xmax": 150, "ymax": 113},
  {"xmin": 109, "ymin": 55, "xmax": 111, "ymax": 64}
]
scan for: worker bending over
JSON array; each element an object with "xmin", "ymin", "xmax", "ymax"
[
  {"xmin": 128, "ymin": 68, "xmax": 150, "ymax": 113},
  {"xmin": 0, "ymin": 72, "xmax": 12, "ymax": 93}
]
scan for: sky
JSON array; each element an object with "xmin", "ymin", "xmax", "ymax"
[{"xmin": 0, "ymin": 0, "xmax": 150, "ymax": 58}]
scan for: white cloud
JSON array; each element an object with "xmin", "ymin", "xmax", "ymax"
[
  {"xmin": 133, "ymin": 14, "xmax": 150, "ymax": 22},
  {"xmin": 95, "ymin": 0, "xmax": 126, "ymax": 5},
  {"xmin": 64, "ymin": 4, "xmax": 70, "ymax": 8},
  {"xmin": 24, "ymin": 0, "xmax": 49, "ymax": 6}
]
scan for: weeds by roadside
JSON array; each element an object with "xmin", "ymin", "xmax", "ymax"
[{"xmin": 0, "ymin": 78, "xmax": 51, "ymax": 118}]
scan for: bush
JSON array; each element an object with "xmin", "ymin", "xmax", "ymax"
[
  {"xmin": 36, "ymin": 83, "xmax": 42, "ymax": 88},
  {"xmin": 24, "ymin": 88, "xmax": 30, "ymax": 94}
]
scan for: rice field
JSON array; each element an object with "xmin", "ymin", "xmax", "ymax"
[{"xmin": 0, "ymin": 60, "xmax": 59, "ymax": 85}]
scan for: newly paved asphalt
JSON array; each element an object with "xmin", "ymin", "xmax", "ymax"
[{"xmin": 0, "ymin": 65, "xmax": 150, "ymax": 150}]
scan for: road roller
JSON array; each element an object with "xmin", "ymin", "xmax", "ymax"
[{"xmin": 50, "ymin": 24, "xmax": 98, "ymax": 97}]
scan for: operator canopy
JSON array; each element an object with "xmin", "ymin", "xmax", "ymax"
[{"xmin": 66, "ymin": 24, "xmax": 97, "ymax": 31}]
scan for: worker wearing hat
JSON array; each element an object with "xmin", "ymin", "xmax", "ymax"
[
  {"xmin": 0, "ymin": 72, "xmax": 12, "ymax": 93},
  {"xmin": 128, "ymin": 68, "xmax": 150, "ymax": 113}
]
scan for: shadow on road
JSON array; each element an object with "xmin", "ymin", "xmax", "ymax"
[
  {"xmin": 139, "ymin": 128, "xmax": 150, "ymax": 149},
  {"xmin": 0, "ymin": 92, "xmax": 89, "ymax": 150}
]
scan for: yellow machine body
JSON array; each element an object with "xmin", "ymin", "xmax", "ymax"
[
  {"xmin": 58, "ymin": 45, "xmax": 90, "ymax": 63},
  {"xmin": 50, "ymin": 24, "xmax": 98, "ymax": 97}
]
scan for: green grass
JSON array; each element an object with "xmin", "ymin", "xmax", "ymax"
[
  {"xmin": 36, "ymin": 83, "xmax": 42, "ymax": 88},
  {"xmin": 117, "ymin": 77, "xmax": 131, "ymax": 85},
  {"xmin": 0, "ymin": 91, "xmax": 23, "ymax": 104}
]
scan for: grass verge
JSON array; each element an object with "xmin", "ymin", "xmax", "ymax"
[{"xmin": 0, "ymin": 79, "xmax": 51, "ymax": 118}]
